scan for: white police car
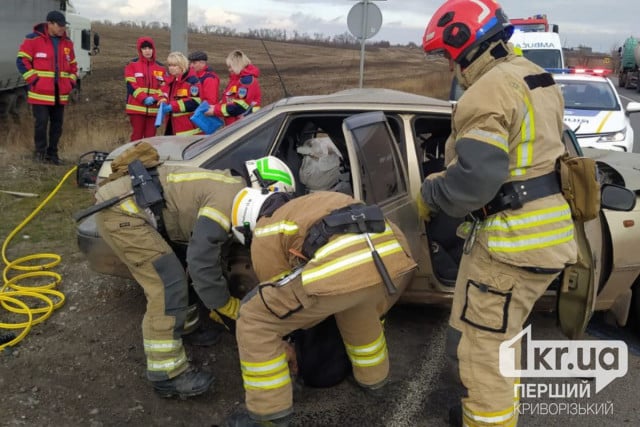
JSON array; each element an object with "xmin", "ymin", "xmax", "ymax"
[{"xmin": 553, "ymin": 69, "xmax": 640, "ymax": 152}]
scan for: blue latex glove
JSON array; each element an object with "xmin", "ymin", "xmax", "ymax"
[
  {"xmin": 160, "ymin": 103, "xmax": 173, "ymax": 114},
  {"xmin": 143, "ymin": 96, "xmax": 155, "ymax": 106}
]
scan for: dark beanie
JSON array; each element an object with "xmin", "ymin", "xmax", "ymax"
[
  {"xmin": 188, "ymin": 51, "xmax": 208, "ymax": 62},
  {"xmin": 140, "ymin": 41, "xmax": 153, "ymax": 49}
]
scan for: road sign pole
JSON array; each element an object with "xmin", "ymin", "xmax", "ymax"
[{"xmin": 358, "ymin": 0, "xmax": 370, "ymax": 88}]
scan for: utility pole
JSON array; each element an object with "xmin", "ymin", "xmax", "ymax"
[{"xmin": 171, "ymin": 0, "xmax": 188, "ymax": 54}]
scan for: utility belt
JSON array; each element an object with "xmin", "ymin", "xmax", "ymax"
[
  {"xmin": 470, "ymin": 172, "xmax": 561, "ymax": 221},
  {"xmin": 128, "ymin": 159, "xmax": 168, "ymax": 239},
  {"xmin": 301, "ymin": 204, "xmax": 385, "ymax": 259}
]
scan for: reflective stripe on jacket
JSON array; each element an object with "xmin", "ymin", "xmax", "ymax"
[
  {"xmin": 423, "ymin": 41, "xmax": 576, "ymax": 269},
  {"xmin": 251, "ymin": 192, "xmax": 416, "ymax": 296},
  {"xmin": 164, "ymin": 70, "xmax": 203, "ymax": 135},
  {"xmin": 124, "ymin": 37, "xmax": 169, "ymax": 116},
  {"xmin": 213, "ymin": 64, "xmax": 261, "ymax": 125},
  {"xmin": 16, "ymin": 23, "xmax": 77, "ymax": 106}
]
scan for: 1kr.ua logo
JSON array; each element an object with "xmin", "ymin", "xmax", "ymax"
[{"xmin": 499, "ymin": 325, "xmax": 628, "ymax": 393}]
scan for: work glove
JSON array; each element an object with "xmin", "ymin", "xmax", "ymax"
[
  {"xmin": 160, "ymin": 102, "xmax": 173, "ymax": 114},
  {"xmin": 143, "ymin": 96, "xmax": 155, "ymax": 106},
  {"xmin": 209, "ymin": 296, "xmax": 240, "ymax": 332},
  {"xmin": 416, "ymin": 191, "xmax": 432, "ymax": 222}
]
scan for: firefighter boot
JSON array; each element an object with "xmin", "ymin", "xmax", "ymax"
[
  {"xmin": 152, "ymin": 369, "xmax": 215, "ymax": 399},
  {"xmin": 223, "ymin": 410, "xmax": 291, "ymax": 427}
]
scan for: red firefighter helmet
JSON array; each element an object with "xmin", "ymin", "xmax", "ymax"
[{"xmin": 422, "ymin": 0, "xmax": 513, "ymax": 63}]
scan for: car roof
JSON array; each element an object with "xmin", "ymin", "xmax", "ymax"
[{"xmin": 272, "ymin": 88, "xmax": 451, "ymax": 109}]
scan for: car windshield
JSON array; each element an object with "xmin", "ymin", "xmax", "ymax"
[
  {"xmin": 183, "ymin": 103, "xmax": 274, "ymax": 160},
  {"xmin": 521, "ymin": 49, "xmax": 563, "ymax": 69},
  {"xmin": 558, "ymin": 80, "xmax": 619, "ymax": 111}
]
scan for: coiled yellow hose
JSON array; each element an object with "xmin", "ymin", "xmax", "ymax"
[{"xmin": 1, "ymin": 166, "xmax": 78, "ymax": 350}]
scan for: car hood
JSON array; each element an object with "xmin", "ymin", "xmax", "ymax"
[
  {"xmin": 107, "ymin": 135, "xmax": 204, "ymax": 161},
  {"xmin": 563, "ymin": 109, "xmax": 626, "ymax": 135},
  {"xmin": 583, "ymin": 148, "xmax": 640, "ymax": 191}
]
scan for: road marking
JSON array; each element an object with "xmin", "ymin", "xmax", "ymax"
[{"xmin": 385, "ymin": 321, "xmax": 447, "ymax": 427}]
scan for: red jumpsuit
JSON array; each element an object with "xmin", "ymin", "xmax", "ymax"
[{"xmin": 124, "ymin": 37, "xmax": 169, "ymax": 141}]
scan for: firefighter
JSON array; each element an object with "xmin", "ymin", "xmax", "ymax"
[
  {"xmin": 418, "ymin": 1, "xmax": 577, "ymax": 426},
  {"xmin": 223, "ymin": 189, "xmax": 417, "ymax": 426},
  {"xmin": 94, "ymin": 143, "xmax": 295, "ymax": 398}
]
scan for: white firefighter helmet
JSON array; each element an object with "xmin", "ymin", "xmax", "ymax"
[
  {"xmin": 245, "ymin": 156, "xmax": 296, "ymax": 193},
  {"xmin": 231, "ymin": 187, "xmax": 275, "ymax": 245}
]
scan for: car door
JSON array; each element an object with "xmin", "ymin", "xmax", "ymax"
[
  {"xmin": 557, "ymin": 128, "xmax": 600, "ymax": 339},
  {"xmin": 341, "ymin": 111, "xmax": 417, "ymax": 249}
]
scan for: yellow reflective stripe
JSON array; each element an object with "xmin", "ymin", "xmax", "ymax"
[
  {"xmin": 177, "ymin": 100, "xmax": 186, "ymax": 111},
  {"xmin": 241, "ymin": 353, "xmax": 288, "ymax": 375},
  {"xmin": 37, "ymin": 71, "xmax": 55, "ymax": 77},
  {"xmin": 17, "ymin": 51, "xmax": 32, "ymax": 60},
  {"xmin": 198, "ymin": 206, "xmax": 231, "ymax": 232},
  {"xmin": 146, "ymin": 349, "xmax": 188, "ymax": 372},
  {"xmin": 345, "ymin": 332, "xmax": 387, "ymax": 367},
  {"xmin": 167, "ymin": 171, "xmax": 241, "ymax": 184},
  {"xmin": 466, "ymin": 129, "xmax": 509, "ymax": 153},
  {"xmin": 126, "ymin": 104, "xmax": 151, "ymax": 113},
  {"xmin": 143, "ymin": 338, "xmax": 183, "ymax": 352},
  {"xmin": 221, "ymin": 104, "xmax": 230, "ymax": 117},
  {"xmin": 23, "ymin": 69, "xmax": 36, "ymax": 79},
  {"xmin": 28, "ymin": 92, "xmax": 55, "ymax": 102},
  {"xmin": 596, "ymin": 111, "xmax": 614, "ymax": 133},
  {"xmin": 242, "ymin": 369, "xmax": 291, "ymax": 390},
  {"xmin": 118, "ymin": 199, "xmax": 139, "ymax": 214},
  {"xmin": 172, "ymin": 111, "xmax": 191, "ymax": 117},
  {"xmin": 462, "ymin": 403, "xmax": 516, "ymax": 425},
  {"xmin": 488, "ymin": 225, "xmax": 574, "ymax": 252},
  {"xmin": 513, "ymin": 97, "xmax": 535, "ymax": 177},
  {"xmin": 125, "ymin": 76, "xmax": 136, "ymax": 83},
  {"xmin": 483, "ymin": 205, "xmax": 572, "ymax": 231},
  {"xmin": 133, "ymin": 88, "xmax": 146, "ymax": 97},
  {"xmin": 313, "ymin": 226, "xmax": 393, "ymax": 260},
  {"xmin": 60, "ymin": 72, "xmax": 74, "ymax": 78},
  {"xmin": 254, "ymin": 221, "xmax": 299, "ymax": 237},
  {"xmin": 233, "ymin": 99, "xmax": 250, "ymax": 109},
  {"xmin": 302, "ymin": 240, "xmax": 403, "ymax": 285}
]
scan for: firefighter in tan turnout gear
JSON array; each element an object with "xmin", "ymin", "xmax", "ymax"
[
  {"xmin": 93, "ymin": 143, "xmax": 295, "ymax": 398},
  {"xmin": 224, "ymin": 189, "xmax": 417, "ymax": 426},
  {"xmin": 419, "ymin": 1, "xmax": 577, "ymax": 426}
]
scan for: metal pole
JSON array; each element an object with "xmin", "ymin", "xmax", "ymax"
[
  {"xmin": 171, "ymin": 0, "xmax": 188, "ymax": 54},
  {"xmin": 358, "ymin": 0, "xmax": 369, "ymax": 88}
]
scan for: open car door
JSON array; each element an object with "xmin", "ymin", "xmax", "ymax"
[{"xmin": 557, "ymin": 128, "xmax": 599, "ymax": 339}]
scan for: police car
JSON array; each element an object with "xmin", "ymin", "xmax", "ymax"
[{"xmin": 553, "ymin": 69, "xmax": 640, "ymax": 152}]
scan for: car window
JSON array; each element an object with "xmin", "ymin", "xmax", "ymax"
[
  {"xmin": 558, "ymin": 80, "xmax": 619, "ymax": 111},
  {"xmin": 199, "ymin": 115, "xmax": 282, "ymax": 176},
  {"xmin": 343, "ymin": 111, "xmax": 407, "ymax": 204}
]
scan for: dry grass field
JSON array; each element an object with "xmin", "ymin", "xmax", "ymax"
[{"xmin": 1, "ymin": 23, "xmax": 451, "ymax": 159}]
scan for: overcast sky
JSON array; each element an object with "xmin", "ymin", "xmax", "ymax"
[{"xmin": 73, "ymin": 0, "xmax": 637, "ymax": 54}]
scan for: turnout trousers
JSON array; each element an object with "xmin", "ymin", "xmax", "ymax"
[
  {"xmin": 236, "ymin": 271, "xmax": 412, "ymax": 420},
  {"xmin": 447, "ymin": 243, "xmax": 560, "ymax": 426},
  {"xmin": 96, "ymin": 210, "xmax": 190, "ymax": 382}
]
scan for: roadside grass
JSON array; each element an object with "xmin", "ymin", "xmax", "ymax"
[{"xmin": 0, "ymin": 157, "xmax": 95, "ymax": 261}]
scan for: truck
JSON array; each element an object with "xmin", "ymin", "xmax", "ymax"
[
  {"xmin": 0, "ymin": 0, "xmax": 99, "ymax": 119},
  {"xmin": 509, "ymin": 30, "xmax": 565, "ymax": 70},
  {"xmin": 510, "ymin": 14, "xmax": 559, "ymax": 33},
  {"xmin": 617, "ymin": 36, "xmax": 640, "ymax": 91}
]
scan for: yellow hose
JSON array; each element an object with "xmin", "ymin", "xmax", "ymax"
[{"xmin": 1, "ymin": 166, "xmax": 78, "ymax": 351}]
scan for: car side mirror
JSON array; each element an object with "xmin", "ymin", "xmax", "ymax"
[{"xmin": 600, "ymin": 184, "xmax": 636, "ymax": 211}]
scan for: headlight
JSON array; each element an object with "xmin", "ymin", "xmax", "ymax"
[{"xmin": 597, "ymin": 128, "xmax": 626, "ymax": 143}]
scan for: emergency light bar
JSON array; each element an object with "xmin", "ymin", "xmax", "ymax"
[{"xmin": 547, "ymin": 68, "xmax": 613, "ymax": 76}]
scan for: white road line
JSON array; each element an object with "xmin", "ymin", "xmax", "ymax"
[{"xmin": 385, "ymin": 321, "xmax": 448, "ymax": 427}]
